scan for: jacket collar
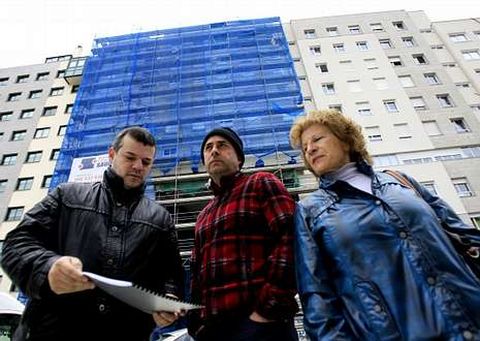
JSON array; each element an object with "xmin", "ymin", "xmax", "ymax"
[
  {"xmin": 103, "ymin": 167, "xmax": 145, "ymax": 205},
  {"xmin": 208, "ymin": 172, "xmax": 242, "ymax": 196},
  {"xmin": 318, "ymin": 160, "xmax": 374, "ymax": 190}
]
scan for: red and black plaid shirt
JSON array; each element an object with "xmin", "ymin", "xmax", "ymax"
[{"xmin": 190, "ymin": 171, "xmax": 298, "ymax": 322}]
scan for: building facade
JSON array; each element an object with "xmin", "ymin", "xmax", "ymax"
[
  {"xmin": 285, "ymin": 10, "xmax": 480, "ymax": 225},
  {"xmin": 0, "ymin": 12, "xmax": 479, "ymax": 338}
]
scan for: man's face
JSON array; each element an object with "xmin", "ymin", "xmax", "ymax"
[
  {"xmin": 203, "ymin": 135, "xmax": 241, "ymax": 183},
  {"xmin": 108, "ymin": 134, "xmax": 155, "ymax": 189}
]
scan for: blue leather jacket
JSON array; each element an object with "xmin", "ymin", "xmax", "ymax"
[{"xmin": 295, "ymin": 162, "xmax": 480, "ymax": 340}]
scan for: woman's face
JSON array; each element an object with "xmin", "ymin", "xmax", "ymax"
[{"xmin": 301, "ymin": 123, "xmax": 351, "ymax": 176}]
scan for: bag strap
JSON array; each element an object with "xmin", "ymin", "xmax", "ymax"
[{"xmin": 383, "ymin": 169, "xmax": 421, "ymax": 197}]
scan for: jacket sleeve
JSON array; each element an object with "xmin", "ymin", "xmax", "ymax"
[
  {"xmin": 159, "ymin": 217, "xmax": 184, "ymax": 298},
  {"xmin": 401, "ymin": 173, "xmax": 480, "ymax": 244},
  {"xmin": 253, "ymin": 173, "xmax": 299, "ymax": 320},
  {"xmin": 1, "ymin": 187, "xmax": 63, "ymax": 299},
  {"xmin": 295, "ymin": 203, "xmax": 356, "ymax": 340}
]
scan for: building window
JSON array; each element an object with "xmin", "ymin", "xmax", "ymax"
[
  {"xmin": 304, "ymin": 29, "xmax": 316, "ymax": 39},
  {"xmin": 36, "ymin": 72, "xmax": 50, "ymax": 81},
  {"xmin": 34, "ymin": 127, "xmax": 50, "ymax": 139},
  {"xmin": 29, "ymin": 90, "xmax": 43, "ymax": 99},
  {"xmin": 370, "ymin": 23, "xmax": 383, "ymax": 32},
  {"xmin": 5, "ymin": 207, "xmax": 24, "ymax": 222},
  {"xmin": 449, "ymin": 33, "xmax": 468, "ymax": 42},
  {"xmin": 0, "ymin": 77, "xmax": 9, "ymax": 86},
  {"xmin": 389, "ymin": 56, "xmax": 403, "ymax": 67},
  {"xmin": 424, "ymin": 73, "xmax": 440, "ymax": 85},
  {"xmin": 7, "ymin": 92, "xmax": 22, "ymax": 102},
  {"xmin": 365, "ymin": 126, "xmax": 382, "ymax": 142},
  {"xmin": 384, "ymin": 100, "xmax": 399, "ymax": 112},
  {"xmin": 356, "ymin": 41, "xmax": 369, "ymax": 51},
  {"xmin": 450, "ymin": 118, "xmax": 470, "ymax": 133},
  {"xmin": 394, "ymin": 123, "xmax": 411, "ymax": 139},
  {"xmin": 0, "ymin": 112, "xmax": 13, "ymax": 121},
  {"xmin": 373, "ymin": 77, "xmax": 388, "ymax": 90},
  {"xmin": 322, "ymin": 83, "xmax": 335, "ymax": 95},
  {"xmin": 42, "ymin": 106, "xmax": 57, "ymax": 117},
  {"xmin": 339, "ymin": 60, "xmax": 354, "ymax": 72},
  {"xmin": 16, "ymin": 177, "xmax": 34, "ymax": 191},
  {"xmin": 11, "ymin": 130, "xmax": 27, "ymax": 141},
  {"xmin": 402, "ymin": 36, "xmax": 416, "ymax": 47},
  {"xmin": 392, "ymin": 21, "xmax": 406, "ymax": 30},
  {"xmin": 364, "ymin": 58, "xmax": 378, "ymax": 70},
  {"xmin": 471, "ymin": 216, "xmax": 480, "ymax": 229},
  {"xmin": 25, "ymin": 151, "xmax": 42, "ymax": 163},
  {"xmin": 0, "ymin": 179, "xmax": 7, "ymax": 193},
  {"xmin": 1, "ymin": 154, "xmax": 17, "ymax": 166},
  {"xmin": 333, "ymin": 43, "xmax": 345, "ymax": 53},
  {"xmin": 347, "ymin": 80, "xmax": 362, "ymax": 92},
  {"xmin": 379, "ymin": 39, "xmax": 393, "ymax": 49},
  {"xmin": 58, "ymin": 125, "xmax": 67, "ymax": 136},
  {"xmin": 437, "ymin": 94, "xmax": 454, "ymax": 107},
  {"xmin": 348, "ymin": 25, "xmax": 361, "ymax": 34},
  {"xmin": 456, "ymin": 82, "xmax": 470, "ymax": 88},
  {"xmin": 422, "ymin": 120, "xmax": 442, "ymax": 136},
  {"xmin": 50, "ymin": 149, "xmax": 60, "ymax": 161},
  {"xmin": 65, "ymin": 104, "xmax": 74, "ymax": 114},
  {"xmin": 326, "ymin": 27, "xmax": 338, "ymax": 36},
  {"xmin": 453, "ymin": 178, "xmax": 473, "ymax": 197},
  {"xmin": 328, "ymin": 104, "xmax": 342, "ymax": 112},
  {"xmin": 410, "ymin": 96, "xmax": 427, "ymax": 110},
  {"xmin": 20, "ymin": 109, "xmax": 35, "ymax": 119},
  {"xmin": 399, "ymin": 75, "xmax": 415, "ymax": 87},
  {"xmin": 71, "ymin": 85, "xmax": 79, "ymax": 93},
  {"xmin": 16, "ymin": 75, "xmax": 29, "ymax": 83},
  {"xmin": 42, "ymin": 175, "xmax": 52, "ymax": 188},
  {"xmin": 45, "ymin": 55, "xmax": 72, "ymax": 63},
  {"xmin": 356, "ymin": 102, "xmax": 373, "ymax": 116},
  {"xmin": 315, "ymin": 63, "xmax": 328, "ymax": 73},
  {"xmin": 49, "ymin": 87, "xmax": 64, "ymax": 96},
  {"xmin": 421, "ymin": 181, "xmax": 438, "ymax": 195},
  {"xmin": 462, "ymin": 50, "xmax": 480, "ymax": 60},
  {"xmin": 413, "ymin": 54, "xmax": 428, "ymax": 65},
  {"xmin": 57, "ymin": 70, "xmax": 65, "ymax": 78},
  {"xmin": 309, "ymin": 45, "xmax": 321, "ymax": 55},
  {"xmin": 0, "ymin": 132, "xmax": 3, "ymax": 141}
]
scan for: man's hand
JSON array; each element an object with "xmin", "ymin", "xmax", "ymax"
[
  {"xmin": 249, "ymin": 311, "xmax": 274, "ymax": 323},
  {"xmin": 47, "ymin": 256, "xmax": 95, "ymax": 294},
  {"xmin": 152, "ymin": 294, "xmax": 186, "ymax": 327}
]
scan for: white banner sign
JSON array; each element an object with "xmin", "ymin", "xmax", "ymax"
[{"xmin": 68, "ymin": 154, "xmax": 110, "ymax": 183}]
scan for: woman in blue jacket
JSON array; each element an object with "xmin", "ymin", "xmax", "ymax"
[{"xmin": 289, "ymin": 109, "xmax": 480, "ymax": 340}]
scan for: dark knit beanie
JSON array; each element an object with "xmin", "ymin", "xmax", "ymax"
[{"xmin": 201, "ymin": 127, "xmax": 245, "ymax": 169}]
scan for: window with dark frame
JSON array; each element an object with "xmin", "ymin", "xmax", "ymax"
[
  {"xmin": 5, "ymin": 207, "xmax": 24, "ymax": 222},
  {"xmin": 25, "ymin": 151, "xmax": 42, "ymax": 163},
  {"xmin": 16, "ymin": 177, "xmax": 34, "ymax": 191}
]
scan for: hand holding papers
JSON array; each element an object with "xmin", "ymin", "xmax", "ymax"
[{"xmin": 83, "ymin": 272, "xmax": 202, "ymax": 314}]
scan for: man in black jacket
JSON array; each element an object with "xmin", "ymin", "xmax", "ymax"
[{"xmin": 1, "ymin": 127, "xmax": 184, "ymax": 341}]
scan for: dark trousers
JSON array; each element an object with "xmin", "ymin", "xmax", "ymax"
[{"xmin": 195, "ymin": 316, "xmax": 298, "ymax": 341}]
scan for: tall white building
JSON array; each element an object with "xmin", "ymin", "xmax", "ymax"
[
  {"xmin": 284, "ymin": 10, "xmax": 480, "ymax": 226},
  {"xmin": 0, "ymin": 54, "xmax": 83, "ymax": 292}
]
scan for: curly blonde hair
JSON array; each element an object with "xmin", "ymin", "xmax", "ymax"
[{"xmin": 289, "ymin": 109, "xmax": 373, "ymax": 169}]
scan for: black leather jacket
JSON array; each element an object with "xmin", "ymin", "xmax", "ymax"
[{"xmin": 1, "ymin": 168, "xmax": 183, "ymax": 341}]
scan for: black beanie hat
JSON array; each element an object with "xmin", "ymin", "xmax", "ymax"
[{"xmin": 201, "ymin": 127, "xmax": 245, "ymax": 169}]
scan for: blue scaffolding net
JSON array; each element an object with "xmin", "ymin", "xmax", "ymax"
[{"xmin": 51, "ymin": 17, "xmax": 304, "ymax": 189}]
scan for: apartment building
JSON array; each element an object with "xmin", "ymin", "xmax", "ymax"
[
  {"xmin": 0, "ymin": 54, "xmax": 83, "ymax": 292},
  {"xmin": 284, "ymin": 10, "xmax": 480, "ymax": 226}
]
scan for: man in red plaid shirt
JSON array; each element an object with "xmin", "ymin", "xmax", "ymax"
[{"xmin": 187, "ymin": 127, "xmax": 299, "ymax": 340}]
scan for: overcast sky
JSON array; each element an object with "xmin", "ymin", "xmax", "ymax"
[{"xmin": 1, "ymin": 0, "xmax": 478, "ymax": 68}]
